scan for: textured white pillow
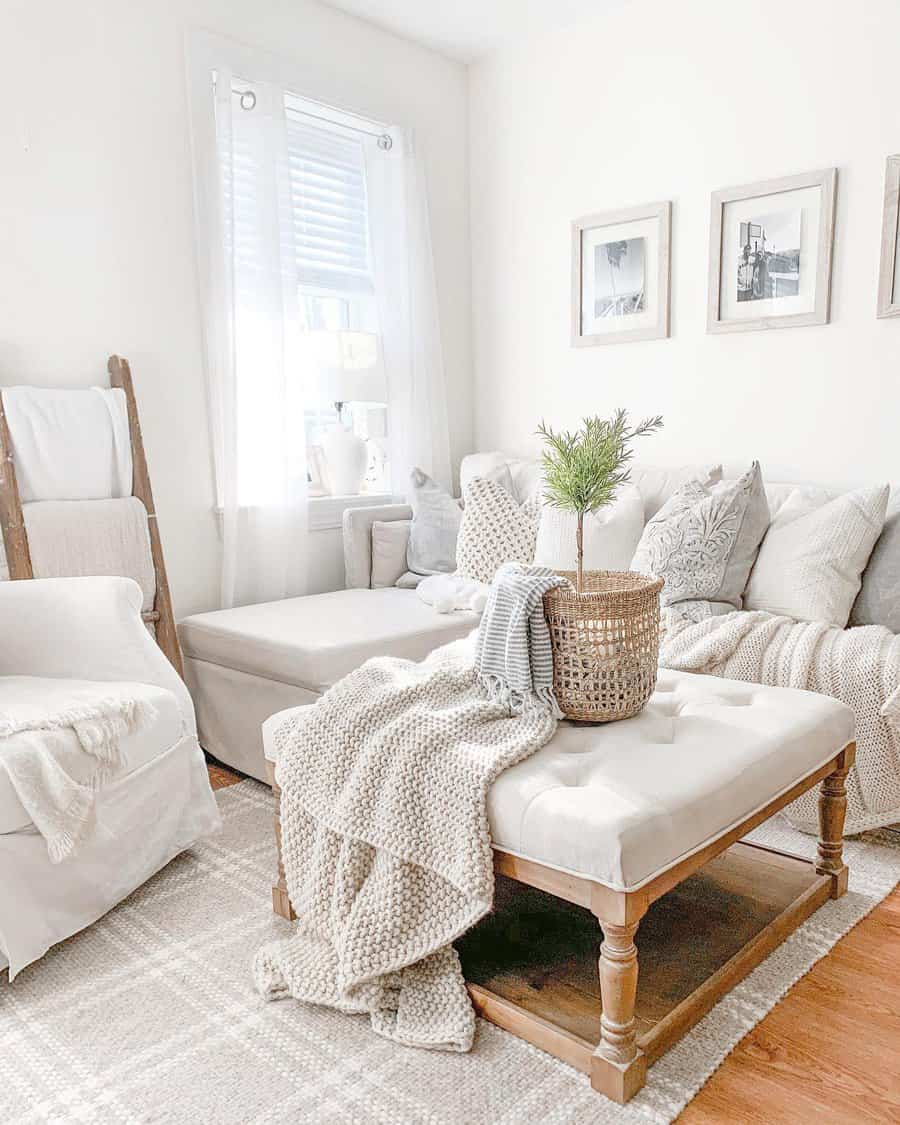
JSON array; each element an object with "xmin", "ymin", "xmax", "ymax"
[
  {"xmin": 370, "ymin": 520, "xmax": 411, "ymax": 589},
  {"xmin": 456, "ymin": 477, "xmax": 540, "ymax": 584},
  {"xmin": 632, "ymin": 462, "xmax": 770, "ymax": 616},
  {"xmin": 533, "ymin": 484, "xmax": 645, "ymax": 573},
  {"xmin": 744, "ymin": 485, "xmax": 890, "ymax": 626}
]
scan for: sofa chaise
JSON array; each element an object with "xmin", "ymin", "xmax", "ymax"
[{"xmin": 178, "ymin": 455, "xmax": 726, "ymax": 778}]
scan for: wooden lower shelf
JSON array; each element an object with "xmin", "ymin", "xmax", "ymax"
[{"xmin": 458, "ymin": 841, "xmax": 831, "ymax": 1073}]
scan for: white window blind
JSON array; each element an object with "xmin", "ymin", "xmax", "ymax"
[{"xmin": 285, "ymin": 101, "xmax": 373, "ymax": 295}]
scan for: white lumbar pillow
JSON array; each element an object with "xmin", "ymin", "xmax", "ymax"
[
  {"xmin": 744, "ymin": 484, "xmax": 890, "ymax": 627},
  {"xmin": 533, "ymin": 483, "xmax": 645, "ymax": 573}
]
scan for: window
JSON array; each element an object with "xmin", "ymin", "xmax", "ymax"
[
  {"xmin": 220, "ymin": 77, "xmax": 390, "ymax": 501},
  {"xmin": 189, "ymin": 31, "xmax": 450, "ymax": 605},
  {"xmin": 284, "ymin": 94, "xmax": 388, "ymax": 495}
]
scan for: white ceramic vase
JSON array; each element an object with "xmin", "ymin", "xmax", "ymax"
[{"xmin": 321, "ymin": 424, "xmax": 367, "ymax": 496}]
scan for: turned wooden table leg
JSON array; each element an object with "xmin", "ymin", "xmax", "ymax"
[
  {"xmin": 816, "ymin": 742, "xmax": 855, "ymax": 899},
  {"xmin": 591, "ymin": 894, "xmax": 647, "ymax": 1103},
  {"xmin": 266, "ymin": 759, "xmax": 296, "ymax": 921}
]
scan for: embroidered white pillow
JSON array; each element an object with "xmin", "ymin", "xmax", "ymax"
[
  {"xmin": 456, "ymin": 477, "xmax": 539, "ymax": 584},
  {"xmin": 631, "ymin": 462, "xmax": 770, "ymax": 616},
  {"xmin": 533, "ymin": 484, "xmax": 645, "ymax": 573},
  {"xmin": 744, "ymin": 484, "xmax": 890, "ymax": 627}
]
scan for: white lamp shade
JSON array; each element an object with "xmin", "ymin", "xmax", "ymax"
[{"xmin": 304, "ymin": 330, "xmax": 387, "ymax": 405}]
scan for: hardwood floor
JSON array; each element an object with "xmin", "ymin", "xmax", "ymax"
[
  {"xmin": 207, "ymin": 759, "xmax": 244, "ymax": 791},
  {"xmin": 206, "ymin": 759, "xmax": 900, "ymax": 1123}
]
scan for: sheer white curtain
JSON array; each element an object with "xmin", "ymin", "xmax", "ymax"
[
  {"xmin": 200, "ymin": 66, "xmax": 308, "ymax": 609},
  {"xmin": 364, "ymin": 129, "xmax": 452, "ymax": 496}
]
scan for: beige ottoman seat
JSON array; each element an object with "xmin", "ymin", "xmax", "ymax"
[
  {"xmin": 263, "ymin": 668, "xmax": 856, "ymax": 1104},
  {"xmin": 486, "ymin": 669, "xmax": 855, "ymax": 891},
  {"xmin": 179, "ymin": 588, "xmax": 479, "ymax": 779}
]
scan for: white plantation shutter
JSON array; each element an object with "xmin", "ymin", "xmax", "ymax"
[{"xmin": 285, "ymin": 109, "xmax": 372, "ymax": 294}]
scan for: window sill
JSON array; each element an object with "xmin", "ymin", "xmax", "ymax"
[
  {"xmin": 212, "ymin": 493, "xmax": 396, "ymax": 535},
  {"xmin": 308, "ymin": 492, "xmax": 394, "ymax": 531}
]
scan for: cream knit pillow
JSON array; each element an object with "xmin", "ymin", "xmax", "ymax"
[
  {"xmin": 744, "ymin": 484, "xmax": 890, "ymax": 626},
  {"xmin": 455, "ymin": 477, "xmax": 539, "ymax": 583}
]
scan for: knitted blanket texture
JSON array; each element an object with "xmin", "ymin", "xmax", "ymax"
[
  {"xmin": 661, "ymin": 609, "xmax": 900, "ymax": 833},
  {"xmin": 253, "ymin": 567, "xmax": 564, "ymax": 1052}
]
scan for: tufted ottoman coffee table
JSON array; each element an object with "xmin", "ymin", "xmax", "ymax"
[{"xmin": 264, "ymin": 669, "xmax": 856, "ymax": 1104}]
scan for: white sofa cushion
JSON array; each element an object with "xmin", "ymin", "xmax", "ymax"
[
  {"xmin": 178, "ymin": 588, "xmax": 479, "ymax": 696},
  {"xmin": 0, "ymin": 679, "xmax": 183, "ymax": 835},
  {"xmin": 460, "ymin": 452, "xmax": 543, "ymax": 503},
  {"xmin": 342, "ymin": 503, "xmax": 412, "ymax": 590},
  {"xmin": 370, "ymin": 520, "xmax": 411, "ymax": 588},
  {"xmin": 851, "ymin": 500, "xmax": 900, "ymax": 632},
  {"xmin": 263, "ymin": 669, "xmax": 853, "ymax": 892},
  {"xmin": 533, "ymin": 483, "xmax": 645, "ymax": 573},
  {"xmin": 629, "ymin": 463, "xmax": 724, "ymax": 520},
  {"xmin": 460, "ymin": 453, "xmax": 724, "ymax": 520},
  {"xmin": 745, "ymin": 485, "xmax": 890, "ymax": 627}
]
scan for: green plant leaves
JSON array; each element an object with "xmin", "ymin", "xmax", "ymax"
[{"xmin": 536, "ymin": 409, "xmax": 663, "ymax": 517}]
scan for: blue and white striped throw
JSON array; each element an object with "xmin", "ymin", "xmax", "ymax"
[{"xmin": 474, "ymin": 562, "xmax": 568, "ymax": 716}]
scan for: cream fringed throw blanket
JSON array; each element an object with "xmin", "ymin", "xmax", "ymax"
[
  {"xmin": 0, "ymin": 676, "xmax": 155, "ymax": 862},
  {"xmin": 254, "ymin": 564, "xmax": 566, "ymax": 1052},
  {"xmin": 660, "ymin": 610, "xmax": 900, "ymax": 833}
]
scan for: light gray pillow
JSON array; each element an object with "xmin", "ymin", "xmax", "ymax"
[
  {"xmin": 850, "ymin": 502, "xmax": 900, "ymax": 632},
  {"xmin": 631, "ymin": 461, "xmax": 770, "ymax": 616},
  {"xmin": 406, "ymin": 468, "xmax": 462, "ymax": 577}
]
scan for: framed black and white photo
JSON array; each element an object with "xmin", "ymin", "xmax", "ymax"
[
  {"xmin": 877, "ymin": 155, "xmax": 900, "ymax": 319},
  {"xmin": 572, "ymin": 201, "xmax": 671, "ymax": 346},
  {"xmin": 707, "ymin": 168, "xmax": 837, "ymax": 333}
]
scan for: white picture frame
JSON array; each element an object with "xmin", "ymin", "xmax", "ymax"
[
  {"xmin": 877, "ymin": 155, "xmax": 900, "ymax": 319},
  {"xmin": 707, "ymin": 168, "xmax": 837, "ymax": 334},
  {"xmin": 571, "ymin": 201, "xmax": 671, "ymax": 346}
]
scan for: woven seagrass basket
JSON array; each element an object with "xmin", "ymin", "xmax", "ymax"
[{"xmin": 543, "ymin": 570, "xmax": 665, "ymax": 723}]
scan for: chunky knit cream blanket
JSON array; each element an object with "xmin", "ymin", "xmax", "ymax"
[
  {"xmin": 253, "ymin": 628, "xmax": 559, "ymax": 1052},
  {"xmin": 661, "ymin": 610, "xmax": 900, "ymax": 833}
]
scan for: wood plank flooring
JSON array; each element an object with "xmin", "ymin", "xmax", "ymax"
[{"xmin": 206, "ymin": 759, "xmax": 900, "ymax": 1123}]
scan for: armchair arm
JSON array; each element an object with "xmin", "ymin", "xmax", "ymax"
[
  {"xmin": 342, "ymin": 503, "xmax": 412, "ymax": 589},
  {"xmin": 0, "ymin": 576, "xmax": 195, "ymax": 734}
]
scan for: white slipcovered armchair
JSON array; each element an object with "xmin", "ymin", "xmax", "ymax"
[{"xmin": 0, "ymin": 576, "xmax": 220, "ymax": 979}]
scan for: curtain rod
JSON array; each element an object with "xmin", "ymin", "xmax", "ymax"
[{"xmin": 235, "ymin": 88, "xmax": 393, "ymax": 150}]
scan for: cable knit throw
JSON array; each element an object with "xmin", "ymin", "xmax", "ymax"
[
  {"xmin": 660, "ymin": 609, "xmax": 900, "ymax": 833},
  {"xmin": 253, "ymin": 564, "xmax": 566, "ymax": 1052}
]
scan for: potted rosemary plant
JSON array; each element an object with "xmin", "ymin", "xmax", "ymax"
[
  {"xmin": 536, "ymin": 409, "xmax": 665, "ymax": 723},
  {"xmin": 537, "ymin": 409, "xmax": 663, "ymax": 593}
]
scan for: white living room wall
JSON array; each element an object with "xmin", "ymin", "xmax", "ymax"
[
  {"xmin": 0, "ymin": 0, "xmax": 471, "ymax": 615},
  {"xmin": 468, "ymin": 0, "xmax": 899, "ymax": 488}
]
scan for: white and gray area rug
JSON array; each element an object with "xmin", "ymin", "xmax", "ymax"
[{"xmin": 2, "ymin": 780, "xmax": 898, "ymax": 1125}]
